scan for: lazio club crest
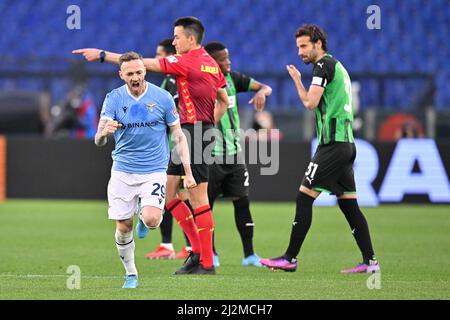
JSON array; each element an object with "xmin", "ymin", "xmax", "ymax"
[{"xmin": 146, "ymin": 102, "xmax": 156, "ymax": 112}]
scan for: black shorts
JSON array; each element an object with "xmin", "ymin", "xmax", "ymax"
[
  {"xmin": 301, "ymin": 142, "xmax": 357, "ymax": 196},
  {"xmin": 167, "ymin": 123, "xmax": 214, "ymax": 184},
  {"xmin": 208, "ymin": 163, "xmax": 250, "ymax": 200}
]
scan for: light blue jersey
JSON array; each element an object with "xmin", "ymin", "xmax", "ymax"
[{"xmin": 100, "ymin": 81, "xmax": 179, "ymax": 174}]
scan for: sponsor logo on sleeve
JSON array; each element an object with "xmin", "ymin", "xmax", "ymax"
[{"xmin": 167, "ymin": 56, "xmax": 179, "ymax": 63}]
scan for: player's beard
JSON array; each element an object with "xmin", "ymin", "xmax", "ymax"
[{"xmin": 302, "ymin": 45, "xmax": 318, "ymax": 65}]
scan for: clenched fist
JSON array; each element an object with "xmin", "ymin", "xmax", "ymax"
[{"xmin": 101, "ymin": 120, "xmax": 122, "ymax": 137}]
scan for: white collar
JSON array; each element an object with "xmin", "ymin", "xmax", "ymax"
[{"xmin": 125, "ymin": 82, "xmax": 148, "ymax": 101}]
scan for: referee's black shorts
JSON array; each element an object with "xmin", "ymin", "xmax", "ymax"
[
  {"xmin": 167, "ymin": 122, "xmax": 215, "ymax": 184},
  {"xmin": 301, "ymin": 142, "xmax": 357, "ymax": 196}
]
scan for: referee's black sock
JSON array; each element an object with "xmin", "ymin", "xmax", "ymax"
[
  {"xmin": 160, "ymin": 207, "xmax": 173, "ymax": 244},
  {"xmin": 284, "ymin": 192, "xmax": 315, "ymax": 261},
  {"xmin": 338, "ymin": 198, "xmax": 376, "ymax": 264},
  {"xmin": 233, "ymin": 196, "xmax": 255, "ymax": 258}
]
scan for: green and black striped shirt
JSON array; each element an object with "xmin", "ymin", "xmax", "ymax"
[
  {"xmin": 213, "ymin": 71, "xmax": 254, "ymax": 156},
  {"xmin": 311, "ymin": 54, "xmax": 354, "ymax": 145}
]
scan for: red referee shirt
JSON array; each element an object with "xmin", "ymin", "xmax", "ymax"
[{"xmin": 159, "ymin": 47, "xmax": 226, "ymax": 124}]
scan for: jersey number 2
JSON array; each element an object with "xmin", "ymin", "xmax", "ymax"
[{"xmin": 244, "ymin": 171, "xmax": 249, "ymax": 187}]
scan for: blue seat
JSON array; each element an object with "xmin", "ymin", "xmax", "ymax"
[{"xmin": 0, "ymin": 0, "xmax": 448, "ymax": 110}]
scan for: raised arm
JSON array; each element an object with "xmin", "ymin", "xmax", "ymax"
[
  {"xmin": 142, "ymin": 58, "xmax": 162, "ymax": 72},
  {"xmin": 72, "ymin": 48, "xmax": 120, "ymax": 64},
  {"xmin": 214, "ymin": 87, "xmax": 229, "ymax": 125},
  {"xmin": 169, "ymin": 123, "xmax": 197, "ymax": 189},
  {"xmin": 287, "ymin": 64, "xmax": 324, "ymax": 110},
  {"xmin": 72, "ymin": 48, "xmax": 161, "ymax": 72}
]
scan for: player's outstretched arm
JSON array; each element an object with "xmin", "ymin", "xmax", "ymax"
[
  {"xmin": 73, "ymin": 49, "xmax": 162, "ymax": 73},
  {"xmin": 169, "ymin": 123, "xmax": 197, "ymax": 189},
  {"xmin": 95, "ymin": 119, "xmax": 122, "ymax": 147},
  {"xmin": 249, "ymin": 80, "xmax": 272, "ymax": 111},
  {"xmin": 286, "ymin": 64, "xmax": 324, "ymax": 110},
  {"xmin": 72, "ymin": 48, "xmax": 121, "ymax": 64},
  {"xmin": 142, "ymin": 58, "xmax": 162, "ymax": 73},
  {"xmin": 214, "ymin": 87, "xmax": 229, "ymax": 125}
]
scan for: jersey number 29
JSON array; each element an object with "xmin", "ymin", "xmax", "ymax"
[{"xmin": 151, "ymin": 183, "xmax": 165, "ymax": 198}]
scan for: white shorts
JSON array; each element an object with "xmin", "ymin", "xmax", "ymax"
[{"xmin": 107, "ymin": 170, "xmax": 167, "ymax": 220}]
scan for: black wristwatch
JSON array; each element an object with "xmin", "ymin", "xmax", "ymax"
[{"xmin": 99, "ymin": 51, "xmax": 106, "ymax": 63}]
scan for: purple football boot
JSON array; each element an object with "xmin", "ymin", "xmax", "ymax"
[
  {"xmin": 260, "ymin": 256, "xmax": 298, "ymax": 272},
  {"xmin": 341, "ymin": 260, "xmax": 380, "ymax": 274}
]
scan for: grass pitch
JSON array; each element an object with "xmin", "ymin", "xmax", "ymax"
[{"xmin": 0, "ymin": 200, "xmax": 449, "ymax": 300}]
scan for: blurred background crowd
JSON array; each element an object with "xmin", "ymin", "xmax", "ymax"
[{"xmin": 0, "ymin": 0, "xmax": 448, "ymax": 142}]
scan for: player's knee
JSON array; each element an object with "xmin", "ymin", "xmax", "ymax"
[
  {"xmin": 299, "ymin": 185, "xmax": 320, "ymax": 199},
  {"xmin": 233, "ymin": 196, "xmax": 249, "ymax": 209},
  {"xmin": 189, "ymin": 197, "xmax": 204, "ymax": 209},
  {"xmin": 142, "ymin": 213, "xmax": 163, "ymax": 229},
  {"xmin": 165, "ymin": 189, "xmax": 178, "ymax": 204},
  {"xmin": 142, "ymin": 216, "xmax": 158, "ymax": 228},
  {"xmin": 178, "ymin": 190, "xmax": 189, "ymax": 201},
  {"xmin": 297, "ymin": 191, "xmax": 316, "ymax": 206},
  {"xmin": 338, "ymin": 198, "xmax": 359, "ymax": 213},
  {"xmin": 189, "ymin": 187, "xmax": 209, "ymax": 208},
  {"xmin": 165, "ymin": 193, "xmax": 176, "ymax": 205},
  {"xmin": 116, "ymin": 220, "xmax": 133, "ymax": 235},
  {"xmin": 338, "ymin": 193, "xmax": 357, "ymax": 200}
]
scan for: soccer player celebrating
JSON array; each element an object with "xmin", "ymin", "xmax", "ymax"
[
  {"xmin": 96, "ymin": 52, "xmax": 195, "ymax": 288},
  {"xmin": 204, "ymin": 41, "xmax": 272, "ymax": 267},
  {"xmin": 74, "ymin": 16, "xmax": 229, "ymax": 275},
  {"xmin": 260, "ymin": 25, "xmax": 380, "ymax": 273}
]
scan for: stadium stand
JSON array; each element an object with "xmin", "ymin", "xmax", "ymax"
[{"xmin": 0, "ymin": 0, "xmax": 448, "ymax": 112}]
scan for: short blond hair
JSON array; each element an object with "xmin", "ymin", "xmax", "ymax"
[{"xmin": 119, "ymin": 51, "xmax": 144, "ymax": 67}]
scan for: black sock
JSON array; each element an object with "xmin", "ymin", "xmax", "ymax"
[
  {"xmin": 284, "ymin": 192, "xmax": 315, "ymax": 261},
  {"xmin": 160, "ymin": 207, "xmax": 173, "ymax": 244},
  {"xmin": 207, "ymin": 198, "xmax": 218, "ymax": 255},
  {"xmin": 338, "ymin": 199, "xmax": 376, "ymax": 264},
  {"xmin": 212, "ymin": 231, "xmax": 218, "ymax": 255},
  {"xmin": 183, "ymin": 233, "xmax": 191, "ymax": 248},
  {"xmin": 233, "ymin": 196, "xmax": 254, "ymax": 258}
]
